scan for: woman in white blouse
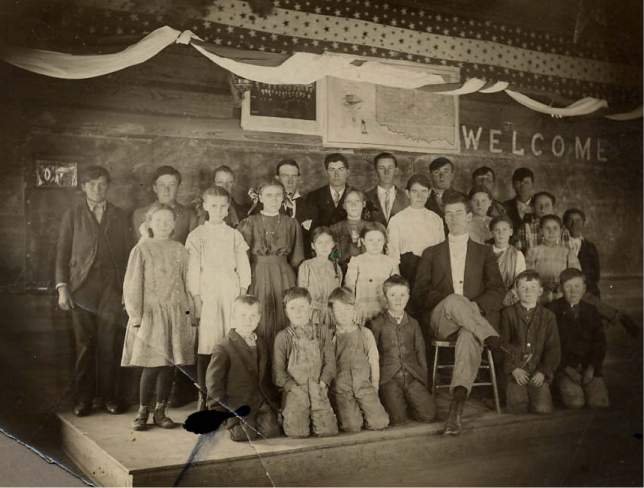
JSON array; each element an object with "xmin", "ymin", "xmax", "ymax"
[{"xmin": 387, "ymin": 174, "xmax": 445, "ymax": 286}]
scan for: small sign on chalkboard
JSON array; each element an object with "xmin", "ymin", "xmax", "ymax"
[{"xmin": 35, "ymin": 160, "xmax": 78, "ymax": 188}]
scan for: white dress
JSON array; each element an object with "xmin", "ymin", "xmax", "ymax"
[
  {"xmin": 186, "ymin": 222, "xmax": 251, "ymax": 354},
  {"xmin": 345, "ymin": 254, "xmax": 399, "ymax": 320}
]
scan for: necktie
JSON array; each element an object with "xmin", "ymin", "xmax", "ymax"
[
  {"xmin": 332, "ymin": 189, "xmax": 340, "ymax": 207},
  {"xmin": 283, "ymin": 194, "xmax": 295, "ymax": 217},
  {"xmin": 384, "ymin": 190, "xmax": 392, "ymax": 221},
  {"xmin": 93, "ymin": 203, "xmax": 104, "ymax": 224}
]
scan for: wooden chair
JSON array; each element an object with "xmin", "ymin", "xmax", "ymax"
[{"xmin": 430, "ymin": 339, "xmax": 502, "ymax": 414}]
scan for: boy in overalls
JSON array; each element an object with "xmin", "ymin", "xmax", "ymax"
[
  {"xmin": 328, "ymin": 287, "xmax": 389, "ymax": 432},
  {"xmin": 273, "ymin": 287, "xmax": 338, "ymax": 438}
]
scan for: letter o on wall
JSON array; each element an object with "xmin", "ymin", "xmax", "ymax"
[{"xmin": 551, "ymin": 135, "xmax": 565, "ymax": 158}]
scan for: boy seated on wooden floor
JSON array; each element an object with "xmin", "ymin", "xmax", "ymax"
[
  {"xmin": 273, "ymin": 287, "xmax": 339, "ymax": 438},
  {"xmin": 500, "ymin": 270, "xmax": 561, "ymax": 414},
  {"xmin": 369, "ymin": 275, "xmax": 436, "ymax": 425},
  {"xmin": 206, "ymin": 295, "xmax": 281, "ymax": 442},
  {"xmin": 328, "ymin": 287, "xmax": 390, "ymax": 433},
  {"xmin": 548, "ymin": 268, "xmax": 610, "ymax": 409}
]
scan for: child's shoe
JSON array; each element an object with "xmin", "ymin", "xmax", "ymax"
[
  {"xmin": 132, "ymin": 405, "xmax": 150, "ymax": 431},
  {"xmin": 153, "ymin": 401, "xmax": 177, "ymax": 429}
]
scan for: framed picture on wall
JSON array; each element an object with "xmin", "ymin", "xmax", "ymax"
[
  {"xmin": 240, "ymin": 80, "xmax": 322, "ymax": 135},
  {"xmin": 320, "ymin": 60, "xmax": 461, "ymax": 153}
]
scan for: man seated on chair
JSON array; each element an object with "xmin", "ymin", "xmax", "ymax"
[
  {"xmin": 500, "ymin": 270, "xmax": 561, "ymax": 414},
  {"xmin": 412, "ymin": 192, "xmax": 505, "ymax": 436}
]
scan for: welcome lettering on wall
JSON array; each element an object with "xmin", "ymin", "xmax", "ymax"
[{"xmin": 460, "ymin": 125, "xmax": 609, "ymax": 162}]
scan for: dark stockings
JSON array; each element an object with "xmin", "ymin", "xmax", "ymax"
[{"xmin": 139, "ymin": 366, "xmax": 173, "ymax": 406}]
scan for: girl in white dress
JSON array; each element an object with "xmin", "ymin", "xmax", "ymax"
[
  {"xmin": 345, "ymin": 222, "xmax": 399, "ymax": 320},
  {"xmin": 186, "ymin": 186, "xmax": 251, "ymax": 409}
]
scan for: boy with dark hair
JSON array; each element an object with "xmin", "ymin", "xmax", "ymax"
[
  {"xmin": 547, "ymin": 269, "xmax": 609, "ymax": 409},
  {"xmin": 306, "ymin": 153, "xmax": 353, "ymax": 229},
  {"xmin": 365, "ymin": 152, "xmax": 409, "ymax": 226},
  {"xmin": 369, "ymin": 275, "xmax": 436, "ymax": 425},
  {"xmin": 504, "ymin": 167, "xmax": 535, "ymax": 234},
  {"xmin": 56, "ymin": 165, "xmax": 133, "ymax": 416},
  {"xmin": 206, "ymin": 295, "xmax": 281, "ymax": 441},
  {"xmin": 500, "ymin": 270, "xmax": 561, "ymax": 414}
]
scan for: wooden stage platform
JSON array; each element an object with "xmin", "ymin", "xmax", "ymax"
[{"xmin": 57, "ymin": 393, "xmax": 640, "ymax": 487}]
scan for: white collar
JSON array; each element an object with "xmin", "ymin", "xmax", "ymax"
[
  {"xmin": 493, "ymin": 244, "xmax": 510, "ymax": 253},
  {"xmin": 448, "ymin": 233, "xmax": 469, "ymax": 245},
  {"xmin": 286, "ymin": 190, "xmax": 301, "ymax": 200},
  {"xmin": 377, "ymin": 185, "xmax": 395, "ymax": 194}
]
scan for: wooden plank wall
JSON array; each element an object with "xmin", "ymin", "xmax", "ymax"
[{"xmin": 0, "ymin": 45, "xmax": 641, "ymax": 289}]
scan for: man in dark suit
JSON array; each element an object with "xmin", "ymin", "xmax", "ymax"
[
  {"xmin": 503, "ymin": 167, "xmax": 535, "ymax": 234},
  {"xmin": 364, "ymin": 152, "xmax": 409, "ymax": 226},
  {"xmin": 412, "ymin": 192, "xmax": 505, "ymax": 435},
  {"xmin": 56, "ymin": 166, "xmax": 133, "ymax": 416},
  {"xmin": 306, "ymin": 153, "xmax": 353, "ymax": 229},
  {"xmin": 425, "ymin": 157, "xmax": 465, "ymax": 219}
]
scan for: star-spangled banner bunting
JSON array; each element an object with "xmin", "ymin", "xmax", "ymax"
[{"xmin": 3, "ymin": 1, "xmax": 642, "ymax": 104}]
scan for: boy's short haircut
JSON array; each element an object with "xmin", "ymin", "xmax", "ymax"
[
  {"xmin": 515, "ymin": 269, "xmax": 542, "ymax": 286},
  {"xmin": 511, "ymin": 167, "xmax": 534, "ymax": 183},
  {"xmin": 533, "ymin": 191, "xmax": 556, "ymax": 206},
  {"xmin": 429, "ymin": 157, "xmax": 453, "ymax": 172},
  {"xmin": 382, "ymin": 274, "xmax": 410, "ymax": 294},
  {"xmin": 405, "ymin": 173, "xmax": 431, "ymax": 191},
  {"xmin": 442, "ymin": 191, "xmax": 471, "ymax": 212},
  {"xmin": 275, "ymin": 159, "xmax": 300, "ymax": 175},
  {"xmin": 472, "ymin": 166, "xmax": 495, "ymax": 181},
  {"xmin": 283, "ymin": 286, "xmax": 312, "ymax": 305},
  {"xmin": 539, "ymin": 214, "xmax": 562, "ymax": 229},
  {"xmin": 559, "ymin": 268, "xmax": 586, "ymax": 286},
  {"xmin": 152, "ymin": 165, "xmax": 182, "ymax": 185},
  {"xmin": 374, "ymin": 152, "xmax": 397, "ymax": 168},
  {"xmin": 234, "ymin": 294, "xmax": 261, "ymax": 308},
  {"xmin": 328, "ymin": 287, "xmax": 356, "ymax": 307},
  {"xmin": 563, "ymin": 208, "xmax": 586, "ymax": 225},
  {"xmin": 359, "ymin": 221, "xmax": 387, "ymax": 239},
  {"xmin": 213, "ymin": 164, "xmax": 235, "ymax": 179},
  {"xmin": 202, "ymin": 185, "xmax": 231, "ymax": 202},
  {"xmin": 310, "ymin": 226, "xmax": 335, "ymax": 245},
  {"xmin": 324, "ymin": 153, "xmax": 349, "ymax": 170},
  {"xmin": 489, "ymin": 215, "xmax": 514, "ymax": 231},
  {"xmin": 468, "ymin": 184, "xmax": 494, "ymax": 201},
  {"xmin": 80, "ymin": 165, "xmax": 111, "ymax": 185}
]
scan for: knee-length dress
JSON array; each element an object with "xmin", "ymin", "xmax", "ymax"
[
  {"xmin": 186, "ymin": 222, "xmax": 251, "ymax": 355},
  {"xmin": 238, "ymin": 213, "xmax": 304, "ymax": 350},
  {"xmin": 297, "ymin": 257, "xmax": 343, "ymax": 329},
  {"xmin": 526, "ymin": 244, "xmax": 581, "ymax": 302},
  {"xmin": 121, "ymin": 239, "xmax": 195, "ymax": 367},
  {"xmin": 345, "ymin": 254, "xmax": 399, "ymax": 320}
]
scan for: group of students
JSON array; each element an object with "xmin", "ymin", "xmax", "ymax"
[{"xmin": 55, "ymin": 152, "xmax": 636, "ymax": 441}]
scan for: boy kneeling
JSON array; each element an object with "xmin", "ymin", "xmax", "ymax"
[
  {"xmin": 501, "ymin": 270, "xmax": 561, "ymax": 414},
  {"xmin": 206, "ymin": 295, "xmax": 281, "ymax": 441},
  {"xmin": 548, "ymin": 268, "xmax": 610, "ymax": 409},
  {"xmin": 328, "ymin": 287, "xmax": 389, "ymax": 432}
]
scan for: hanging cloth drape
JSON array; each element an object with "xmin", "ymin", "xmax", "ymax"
[
  {"xmin": 504, "ymin": 90, "xmax": 608, "ymax": 117},
  {"xmin": 605, "ymin": 105, "xmax": 643, "ymax": 120}
]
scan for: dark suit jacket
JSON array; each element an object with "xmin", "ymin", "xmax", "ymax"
[
  {"xmin": 412, "ymin": 239, "xmax": 505, "ymax": 329},
  {"xmin": 364, "ymin": 186, "xmax": 409, "ymax": 226},
  {"xmin": 306, "ymin": 185, "xmax": 353, "ymax": 230},
  {"xmin": 547, "ymin": 298, "xmax": 605, "ymax": 375},
  {"xmin": 206, "ymin": 330, "xmax": 279, "ymax": 412},
  {"xmin": 500, "ymin": 303, "xmax": 561, "ymax": 380},
  {"xmin": 55, "ymin": 200, "xmax": 132, "ymax": 292},
  {"xmin": 577, "ymin": 239, "xmax": 601, "ymax": 297}
]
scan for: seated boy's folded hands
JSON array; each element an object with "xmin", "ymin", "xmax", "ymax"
[
  {"xmin": 530, "ymin": 371, "xmax": 545, "ymax": 387},
  {"xmin": 512, "ymin": 368, "xmax": 529, "ymax": 385},
  {"xmin": 582, "ymin": 365, "xmax": 595, "ymax": 385}
]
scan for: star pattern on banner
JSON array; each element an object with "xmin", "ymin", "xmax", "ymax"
[{"xmin": 36, "ymin": 3, "xmax": 642, "ymax": 104}]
